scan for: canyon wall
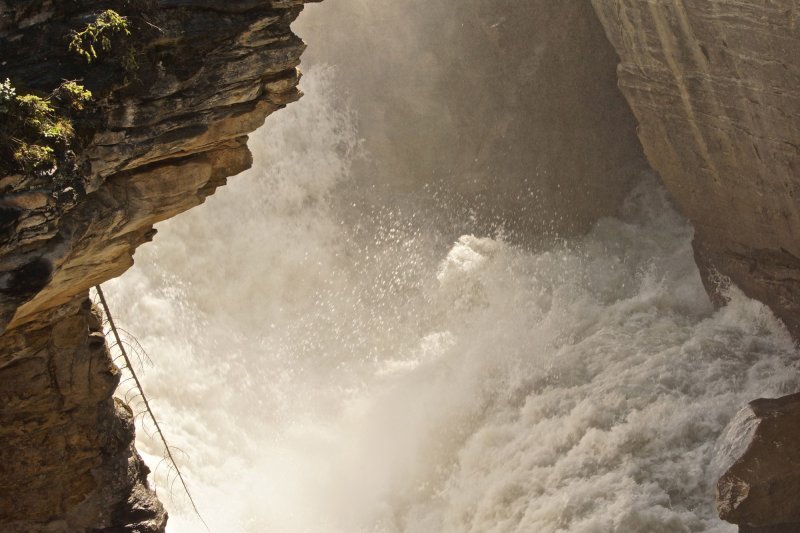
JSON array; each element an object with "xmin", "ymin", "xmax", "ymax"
[
  {"xmin": 591, "ymin": 0, "xmax": 800, "ymax": 338},
  {"xmin": 3, "ymin": 0, "xmax": 798, "ymax": 530},
  {"xmin": 591, "ymin": 1, "xmax": 800, "ymax": 529},
  {"xmin": 0, "ymin": 1, "xmax": 314, "ymax": 530}
]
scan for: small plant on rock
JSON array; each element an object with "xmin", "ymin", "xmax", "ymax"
[
  {"xmin": 0, "ymin": 78, "xmax": 16, "ymax": 114},
  {"xmin": 15, "ymin": 94, "xmax": 56, "ymax": 131},
  {"xmin": 53, "ymin": 81, "xmax": 93, "ymax": 111},
  {"xmin": 0, "ymin": 79, "xmax": 93, "ymax": 182},
  {"xmin": 13, "ymin": 144, "xmax": 56, "ymax": 174},
  {"xmin": 69, "ymin": 10, "xmax": 131, "ymax": 63}
]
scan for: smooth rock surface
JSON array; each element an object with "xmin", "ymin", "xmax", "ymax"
[{"xmin": 591, "ymin": 0, "xmax": 800, "ymax": 338}]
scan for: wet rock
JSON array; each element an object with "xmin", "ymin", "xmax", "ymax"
[{"xmin": 716, "ymin": 393, "xmax": 800, "ymax": 531}]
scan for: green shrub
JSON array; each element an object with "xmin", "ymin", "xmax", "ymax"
[
  {"xmin": 14, "ymin": 144, "xmax": 56, "ymax": 173},
  {"xmin": 0, "ymin": 79, "xmax": 93, "ymax": 180},
  {"xmin": 69, "ymin": 10, "xmax": 131, "ymax": 63},
  {"xmin": 15, "ymin": 94, "xmax": 56, "ymax": 131},
  {"xmin": 54, "ymin": 81, "xmax": 93, "ymax": 111}
]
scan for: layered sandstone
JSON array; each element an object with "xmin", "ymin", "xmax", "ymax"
[{"xmin": 0, "ymin": 1, "xmax": 315, "ymax": 530}]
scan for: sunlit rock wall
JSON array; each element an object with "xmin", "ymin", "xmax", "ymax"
[
  {"xmin": 592, "ymin": 0, "xmax": 800, "ymax": 339},
  {"xmin": 0, "ymin": 1, "xmax": 316, "ymax": 530},
  {"xmin": 590, "ymin": 2, "xmax": 800, "ymax": 528}
]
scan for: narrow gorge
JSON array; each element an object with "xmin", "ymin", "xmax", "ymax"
[{"xmin": 0, "ymin": 1, "xmax": 798, "ymax": 532}]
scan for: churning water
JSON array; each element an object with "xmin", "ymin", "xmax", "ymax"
[{"xmin": 107, "ymin": 68, "xmax": 799, "ymax": 532}]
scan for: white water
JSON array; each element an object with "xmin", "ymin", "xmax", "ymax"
[{"xmin": 107, "ymin": 68, "xmax": 799, "ymax": 533}]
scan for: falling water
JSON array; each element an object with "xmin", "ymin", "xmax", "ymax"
[{"xmin": 105, "ymin": 65, "xmax": 800, "ymax": 533}]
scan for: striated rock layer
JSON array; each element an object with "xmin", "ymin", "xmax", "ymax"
[
  {"xmin": 0, "ymin": 1, "xmax": 316, "ymax": 530},
  {"xmin": 591, "ymin": 0, "xmax": 800, "ymax": 338}
]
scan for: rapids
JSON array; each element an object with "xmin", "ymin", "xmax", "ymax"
[{"xmin": 106, "ymin": 66, "xmax": 800, "ymax": 533}]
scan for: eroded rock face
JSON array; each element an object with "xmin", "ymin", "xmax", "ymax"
[
  {"xmin": 0, "ymin": 0, "xmax": 312, "ymax": 333},
  {"xmin": 716, "ymin": 393, "xmax": 800, "ymax": 532},
  {"xmin": 0, "ymin": 296, "xmax": 167, "ymax": 532},
  {"xmin": 0, "ymin": 1, "xmax": 316, "ymax": 530},
  {"xmin": 591, "ymin": 0, "xmax": 800, "ymax": 338}
]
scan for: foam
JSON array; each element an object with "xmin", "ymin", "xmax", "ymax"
[{"xmin": 108, "ymin": 67, "xmax": 799, "ymax": 533}]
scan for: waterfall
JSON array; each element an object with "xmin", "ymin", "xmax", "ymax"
[{"xmin": 106, "ymin": 65, "xmax": 799, "ymax": 533}]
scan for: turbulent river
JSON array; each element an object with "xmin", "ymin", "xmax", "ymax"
[{"xmin": 107, "ymin": 67, "xmax": 799, "ymax": 533}]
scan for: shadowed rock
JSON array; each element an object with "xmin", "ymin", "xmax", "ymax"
[{"xmin": 716, "ymin": 393, "xmax": 800, "ymax": 532}]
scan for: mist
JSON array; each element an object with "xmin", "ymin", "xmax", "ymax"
[
  {"xmin": 103, "ymin": 2, "xmax": 800, "ymax": 532},
  {"xmin": 296, "ymin": 0, "xmax": 646, "ymax": 240}
]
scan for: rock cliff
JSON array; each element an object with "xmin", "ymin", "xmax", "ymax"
[
  {"xmin": 0, "ymin": 1, "xmax": 315, "ymax": 530},
  {"xmin": 591, "ymin": 0, "xmax": 800, "ymax": 338},
  {"xmin": 590, "ymin": 1, "xmax": 800, "ymax": 528}
]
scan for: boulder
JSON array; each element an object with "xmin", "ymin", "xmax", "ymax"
[{"xmin": 716, "ymin": 393, "xmax": 800, "ymax": 531}]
